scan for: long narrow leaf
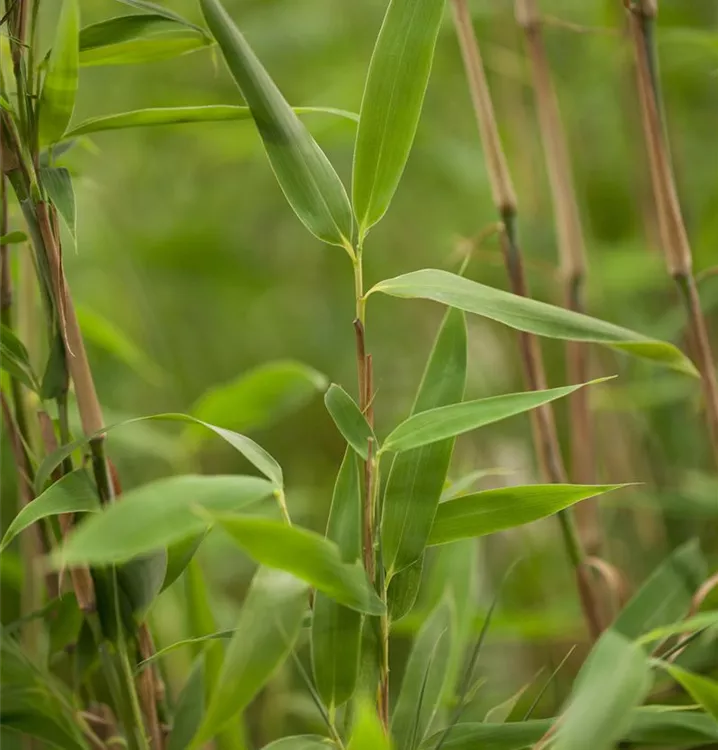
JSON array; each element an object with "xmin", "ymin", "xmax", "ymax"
[
  {"xmin": 200, "ymin": 0, "xmax": 353, "ymax": 246},
  {"xmin": 324, "ymin": 384, "xmax": 375, "ymax": 459},
  {"xmin": 79, "ymin": 34, "xmax": 211, "ymax": 67},
  {"xmin": 114, "ymin": 0, "xmax": 207, "ymax": 34},
  {"xmin": 656, "ymin": 662, "xmax": 718, "ymax": 720}
]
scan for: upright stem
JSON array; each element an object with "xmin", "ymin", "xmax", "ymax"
[
  {"xmin": 626, "ymin": 0, "xmax": 718, "ymax": 465},
  {"xmin": 516, "ymin": 0, "xmax": 600, "ymax": 553},
  {"xmin": 451, "ymin": 0, "xmax": 602, "ymax": 640}
]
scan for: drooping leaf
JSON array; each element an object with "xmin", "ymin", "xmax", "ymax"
[
  {"xmin": 36, "ymin": 412, "xmax": 283, "ymax": 491},
  {"xmin": 382, "ymin": 379, "xmax": 610, "ymax": 454},
  {"xmin": 348, "ymin": 700, "xmax": 392, "ymax": 750},
  {"xmin": 311, "ymin": 451, "xmax": 363, "ymax": 708},
  {"xmin": 39, "ymin": 0, "xmax": 80, "ymax": 144},
  {"xmin": 392, "ymin": 595, "xmax": 455, "ymax": 750},
  {"xmin": 64, "ymin": 105, "xmax": 358, "ymax": 139},
  {"xmin": 382, "ymin": 308, "xmax": 467, "ymax": 577},
  {"xmin": 0, "ymin": 324, "xmax": 39, "ymax": 392},
  {"xmin": 39, "ymin": 167, "xmax": 76, "ymax": 240},
  {"xmin": 190, "ymin": 360, "xmax": 327, "ymax": 442},
  {"xmin": 213, "ymin": 515, "xmax": 384, "ymax": 615},
  {"xmin": 387, "ymin": 555, "xmax": 424, "ymax": 622},
  {"xmin": 113, "ymin": 0, "xmax": 207, "ymax": 34},
  {"xmin": 79, "ymin": 33, "xmax": 212, "ymax": 66},
  {"xmin": 656, "ymin": 662, "xmax": 718, "ymax": 721},
  {"xmin": 428, "ymin": 484, "xmax": 628, "ymax": 546},
  {"xmin": 612, "ymin": 539, "xmax": 706, "ymax": 640},
  {"xmin": 190, "ymin": 569, "xmax": 308, "ymax": 747},
  {"xmin": 638, "ymin": 611, "xmax": 718, "ymax": 645},
  {"xmin": 368, "ymin": 269, "xmax": 697, "ymax": 376},
  {"xmin": 54, "ymin": 474, "xmax": 274, "ymax": 566},
  {"xmin": 552, "ymin": 630, "xmax": 652, "ymax": 750},
  {"xmin": 324, "ymin": 384, "xmax": 375, "ymax": 460},
  {"xmin": 0, "ymin": 231, "xmax": 27, "ymax": 244},
  {"xmin": 162, "ymin": 532, "xmax": 207, "ymax": 591},
  {"xmin": 352, "ymin": 0, "xmax": 446, "ymax": 237},
  {"xmin": 199, "ymin": 0, "xmax": 353, "ymax": 246},
  {"xmin": 76, "ymin": 303, "xmax": 162, "ymax": 384},
  {"xmin": 0, "ymin": 470, "xmax": 98, "ymax": 553}
]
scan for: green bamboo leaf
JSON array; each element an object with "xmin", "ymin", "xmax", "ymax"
[
  {"xmin": 64, "ymin": 106, "xmax": 358, "ymax": 139},
  {"xmin": 190, "ymin": 569, "xmax": 308, "ymax": 748},
  {"xmin": 40, "ymin": 333, "xmax": 68, "ymax": 400},
  {"xmin": 352, "ymin": 0, "xmax": 446, "ymax": 237},
  {"xmin": 39, "ymin": 0, "xmax": 80, "ymax": 145},
  {"xmin": 382, "ymin": 308, "xmax": 467, "ymax": 576},
  {"xmin": 161, "ymin": 532, "xmax": 207, "ymax": 591},
  {"xmin": 117, "ymin": 549, "xmax": 167, "ymax": 620},
  {"xmin": 75, "ymin": 303, "xmax": 163, "ymax": 384},
  {"xmin": 382, "ymin": 379, "xmax": 610, "ymax": 454},
  {"xmin": 190, "ymin": 360, "xmax": 327, "ymax": 442},
  {"xmin": 441, "ymin": 469, "xmax": 512, "ymax": 501},
  {"xmin": 167, "ymin": 654, "xmax": 207, "ymax": 750},
  {"xmin": 0, "ymin": 231, "xmax": 27, "ymax": 244},
  {"xmin": 368, "ymin": 269, "xmax": 697, "ymax": 376},
  {"xmin": 114, "ymin": 0, "xmax": 206, "ymax": 32},
  {"xmin": 392, "ymin": 595, "xmax": 455, "ymax": 750},
  {"xmin": 612, "ymin": 539, "xmax": 706, "ymax": 640},
  {"xmin": 53, "ymin": 475, "xmax": 275, "ymax": 566},
  {"xmin": 428, "ymin": 484, "xmax": 628, "ymax": 546},
  {"xmin": 484, "ymin": 683, "xmax": 531, "ymax": 724},
  {"xmin": 79, "ymin": 14, "xmax": 204, "ymax": 51},
  {"xmin": 0, "ymin": 471, "xmax": 98, "ymax": 553},
  {"xmin": 387, "ymin": 555, "xmax": 424, "ymax": 622},
  {"xmin": 261, "ymin": 738, "xmax": 333, "ymax": 750},
  {"xmin": 638, "ymin": 611, "xmax": 718, "ymax": 645},
  {"xmin": 0, "ymin": 323, "xmax": 40, "ymax": 392},
  {"xmin": 36, "ymin": 412, "xmax": 283, "ymax": 491},
  {"xmin": 311, "ymin": 451, "xmax": 362, "ymax": 708},
  {"xmin": 553, "ymin": 630, "xmax": 652, "ymax": 750},
  {"xmin": 656, "ymin": 662, "xmax": 718, "ymax": 721},
  {"xmin": 79, "ymin": 33, "xmax": 211, "ymax": 67},
  {"xmin": 324, "ymin": 384, "xmax": 375, "ymax": 459},
  {"xmin": 138, "ymin": 630, "xmax": 236, "ymax": 671},
  {"xmin": 199, "ymin": 0, "xmax": 353, "ymax": 246},
  {"xmin": 348, "ymin": 701, "xmax": 392, "ymax": 750},
  {"xmin": 39, "ymin": 167, "xmax": 76, "ymax": 241},
  {"xmin": 212, "ymin": 515, "xmax": 384, "ymax": 615}
]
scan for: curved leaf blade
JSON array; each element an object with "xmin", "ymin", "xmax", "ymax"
[
  {"xmin": 39, "ymin": 167, "xmax": 76, "ymax": 241},
  {"xmin": 79, "ymin": 14, "xmax": 193, "ymax": 50},
  {"xmin": 54, "ymin": 475, "xmax": 275, "ymax": 566},
  {"xmin": 382, "ymin": 379, "xmax": 611, "ymax": 454},
  {"xmin": 324, "ymin": 384, "xmax": 375, "ymax": 459},
  {"xmin": 1, "ymin": 323, "xmax": 40, "ymax": 392},
  {"xmin": 428, "ymin": 484, "xmax": 628, "ymax": 546},
  {"xmin": 114, "ymin": 0, "xmax": 207, "ymax": 34},
  {"xmin": 353, "ymin": 0, "xmax": 446, "ymax": 236},
  {"xmin": 212, "ymin": 515, "xmax": 384, "ymax": 615},
  {"xmin": 79, "ymin": 33, "xmax": 211, "ymax": 67},
  {"xmin": 657, "ymin": 663, "xmax": 718, "ymax": 720},
  {"xmin": 368, "ymin": 269, "xmax": 697, "ymax": 376},
  {"xmin": 199, "ymin": 0, "xmax": 353, "ymax": 246}
]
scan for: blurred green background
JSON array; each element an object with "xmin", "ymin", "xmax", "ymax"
[{"xmin": 3, "ymin": 0, "xmax": 718, "ymax": 743}]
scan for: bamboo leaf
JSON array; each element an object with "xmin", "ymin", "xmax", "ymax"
[
  {"xmin": 213, "ymin": 514, "xmax": 384, "ymax": 615},
  {"xmin": 382, "ymin": 308, "xmax": 467, "ymax": 576},
  {"xmin": 611, "ymin": 539, "xmax": 706, "ymax": 640},
  {"xmin": 54, "ymin": 475, "xmax": 275, "ymax": 566},
  {"xmin": 138, "ymin": 630, "xmax": 236, "ymax": 671},
  {"xmin": 167, "ymin": 654, "xmax": 207, "ymax": 750},
  {"xmin": 190, "ymin": 569, "xmax": 308, "ymax": 747},
  {"xmin": 428, "ymin": 484, "xmax": 628, "ymax": 546},
  {"xmin": 190, "ymin": 360, "xmax": 327, "ymax": 442},
  {"xmin": 0, "ymin": 231, "xmax": 27, "ymax": 244},
  {"xmin": 553, "ymin": 630, "xmax": 652, "ymax": 750},
  {"xmin": 484, "ymin": 683, "xmax": 531, "ymax": 724},
  {"xmin": 113, "ymin": 0, "xmax": 207, "ymax": 34},
  {"xmin": 39, "ymin": 0, "xmax": 80, "ymax": 145},
  {"xmin": 368, "ymin": 269, "xmax": 697, "ymax": 376},
  {"xmin": 0, "ymin": 323, "xmax": 40, "ymax": 392},
  {"xmin": 387, "ymin": 556, "xmax": 424, "ymax": 622},
  {"xmin": 117, "ymin": 549, "xmax": 167, "ymax": 620},
  {"xmin": 64, "ymin": 106, "xmax": 358, "ymax": 139},
  {"xmin": 348, "ymin": 701, "xmax": 393, "ymax": 750},
  {"xmin": 261, "ymin": 738, "xmax": 333, "ymax": 750},
  {"xmin": 199, "ymin": 0, "xmax": 353, "ymax": 246},
  {"xmin": 324, "ymin": 384, "xmax": 375, "ymax": 459},
  {"xmin": 392, "ymin": 595, "xmax": 455, "ymax": 750},
  {"xmin": 353, "ymin": 0, "xmax": 446, "ymax": 237},
  {"xmin": 39, "ymin": 167, "xmax": 76, "ymax": 241},
  {"xmin": 382, "ymin": 379, "xmax": 611, "ymax": 454},
  {"xmin": 79, "ymin": 33, "xmax": 211, "ymax": 67},
  {"xmin": 441, "ymin": 469, "xmax": 511, "ymax": 501},
  {"xmin": 79, "ymin": 14, "xmax": 204, "ymax": 51},
  {"xmin": 656, "ymin": 662, "xmax": 718, "ymax": 721},
  {"xmin": 0, "ymin": 471, "xmax": 98, "ymax": 553},
  {"xmin": 161, "ymin": 532, "xmax": 207, "ymax": 591},
  {"xmin": 638, "ymin": 611, "xmax": 718, "ymax": 645},
  {"xmin": 36, "ymin": 412, "xmax": 283, "ymax": 491}
]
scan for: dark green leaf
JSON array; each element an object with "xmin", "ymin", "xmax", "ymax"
[
  {"xmin": 199, "ymin": 0, "xmax": 353, "ymax": 246},
  {"xmin": 79, "ymin": 33, "xmax": 212, "ymax": 67},
  {"xmin": 214, "ymin": 514, "xmax": 384, "ymax": 615},
  {"xmin": 353, "ymin": 0, "xmax": 446, "ymax": 236},
  {"xmin": 1, "ymin": 470, "xmax": 98, "ymax": 553},
  {"xmin": 39, "ymin": 167, "xmax": 76, "ymax": 241},
  {"xmin": 311, "ymin": 451, "xmax": 363, "ymax": 708},
  {"xmin": 0, "ymin": 324, "xmax": 39, "ymax": 392},
  {"xmin": 117, "ymin": 549, "xmax": 168, "ymax": 619},
  {"xmin": 162, "ymin": 532, "xmax": 207, "ymax": 591},
  {"xmin": 382, "ymin": 308, "xmax": 467, "ymax": 576},
  {"xmin": 368, "ymin": 269, "xmax": 697, "ymax": 376},
  {"xmin": 54, "ymin": 474, "xmax": 274, "ymax": 566},
  {"xmin": 429, "ymin": 484, "xmax": 628, "ymax": 546},
  {"xmin": 40, "ymin": 0, "xmax": 80, "ymax": 144},
  {"xmin": 191, "ymin": 569, "xmax": 308, "ymax": 746},
  {"xmin": 324, "ymin": 384, "xmax": 375, "ymax": 459},
  {"xmin": 392, "ymin": 595, "xmax": 455, "ymax": 750},
  {"xmin": 553, "ymin": 630, "xmax": 652, "ymax": 750}
]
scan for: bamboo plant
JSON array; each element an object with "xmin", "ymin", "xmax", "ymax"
[{"xmin": 1, "ymin": 1, "xmax": 717, "ymax": 750}]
